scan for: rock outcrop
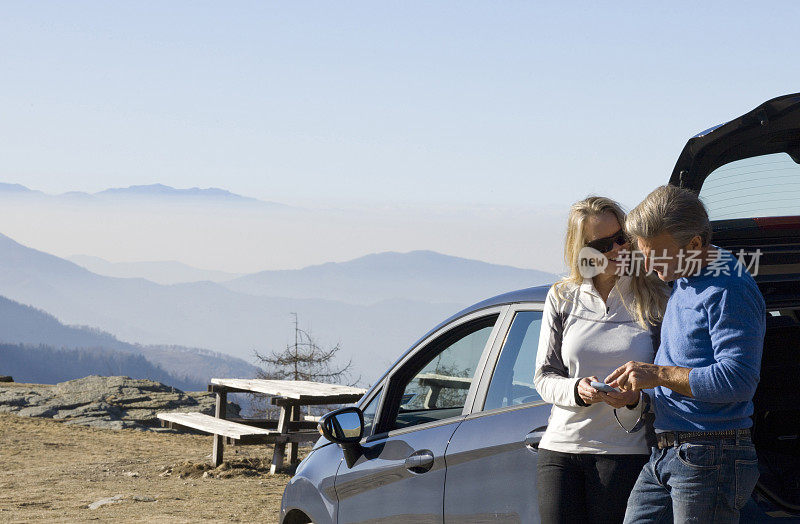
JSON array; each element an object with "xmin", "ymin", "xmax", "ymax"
[{"xmin": 0, "ymin": 375, "xmax": 240, "ymax": 430}]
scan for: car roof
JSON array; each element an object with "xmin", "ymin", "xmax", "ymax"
[
  {"xmin": 363, "ymin": 284, "xmax": 552, "ymax": 396},
  {"xmin": 404, "ymin": 283, "xmax": 552, "ymax": 362},
  {"xmin": 439, "ymin": 284, "xmax": 552, "ymax": 326}
]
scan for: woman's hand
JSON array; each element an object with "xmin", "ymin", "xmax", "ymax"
[
  {"xmin": 599, "ymin": 389, "xmax": 640, "ymax": 409},
  {"xmin": 577, "ymin": 376, "xmax": 604, "ymax": 405}
]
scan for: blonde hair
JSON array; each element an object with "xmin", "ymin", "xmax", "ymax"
[
  {"xmin": 555, "ymin": 196, "xmax": 668, "ymax": 328},
  {"xmin": 626, "ymin": 185, "xmax": 711, "ymax": 247}
]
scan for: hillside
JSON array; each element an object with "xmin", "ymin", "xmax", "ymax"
[
  {"xmin": 0, "ymin": 343, "xmax": 204, "ymax": 391},
  {"xmin": 0, "ymin": 295, "xmax": 261, "ymax": 386}
]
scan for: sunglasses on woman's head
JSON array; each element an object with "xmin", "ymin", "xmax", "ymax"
[{"xmin": 586, "ymin": 228, "xmax": 628, "ymax": 254}]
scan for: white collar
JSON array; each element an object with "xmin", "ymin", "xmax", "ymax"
[{"xmin": 581, "ymin": 275, "xmax": 630, "ymax": 296}]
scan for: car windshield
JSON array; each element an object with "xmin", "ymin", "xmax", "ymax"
[{"xmin": 699, "ymin": 152, "xmax": 800, "ymax": 220}]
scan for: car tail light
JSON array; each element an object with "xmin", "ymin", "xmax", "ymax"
[{"xmin": 754, "ymin": 216, "xmax": 800, "ymax": 230}]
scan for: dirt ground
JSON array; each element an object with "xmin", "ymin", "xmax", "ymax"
[{"xmin": 0, "ymin": 411, "xmax": 306, "ymax": 522}]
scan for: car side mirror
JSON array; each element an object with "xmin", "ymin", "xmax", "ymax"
[
  {"xmin": 318, "ymin": 406, "xmax": 364, "ymax": 443},
  {"xmin": 318, "ymin": 407, "xmax": 364, "ymax": 468}
]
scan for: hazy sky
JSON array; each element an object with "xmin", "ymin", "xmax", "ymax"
[{"xmin": 2, "ymin": 2, "xmax": 799, "ymax": 272}]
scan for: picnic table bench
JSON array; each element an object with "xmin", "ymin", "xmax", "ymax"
[{"xmin": 158, "ymin": 379, "xmax": 366, "ymax": 474}]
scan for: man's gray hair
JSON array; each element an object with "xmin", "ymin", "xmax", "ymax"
[{"xmin": 626, "ymin": 185, "xmax": 711, "ymax": 246}]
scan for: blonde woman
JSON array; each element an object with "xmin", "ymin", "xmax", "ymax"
[{"xmin": 534, "ymin": 196, "xmax": 668, "ymax": 524}]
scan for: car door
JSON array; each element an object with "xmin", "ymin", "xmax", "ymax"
[
  {"xmin": 334, "ymin": 308, "xmax": 507, "ymax": 524},
  {"xmin": 444, "ymin": 307, "xmax": 551, "ymax": 523}
]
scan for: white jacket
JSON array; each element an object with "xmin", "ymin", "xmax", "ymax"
[{"xmin": 534, "ymin": 277, "xmax": 655, "ymax": 454}]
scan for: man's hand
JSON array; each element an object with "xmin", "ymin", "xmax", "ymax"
[
  {"xmin": 605, "ymin": 361, "xmax": 694, "ymax": 397},
  {"xmin": 577, "ymin": 376, "xmax": 604, "ymax": 405},
  {"xmin": 599, "ymin": 389, "xmax": 640, "ymax": 409},
  {"xmin": 605, "ymin": 361, "xmax": 662, "ymax": 391}
]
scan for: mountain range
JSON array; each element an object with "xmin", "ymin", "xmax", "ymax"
[
  {"xmin": 0, "ymin": 232, "xmax": 558, "ymax": 381},
  {"xmin": 69, "ymin": 250, "xmax": 558, "ymax": 302},
  {"xmin": 223, "ymin": 250, "xmax": 557, "ymax": 305},
  {"xmin": 0, "ymin": 182, "xmax": 286, "ymax": 208}
]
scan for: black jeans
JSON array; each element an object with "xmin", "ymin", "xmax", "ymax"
[{"xmin": 537, "ymin": 448, "xmax": 648, "ymax": 524}]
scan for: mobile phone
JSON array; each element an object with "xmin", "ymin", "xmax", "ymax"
[{"xmin": 590, "ymin": 381, "xmax": 620, "ymax": 393}]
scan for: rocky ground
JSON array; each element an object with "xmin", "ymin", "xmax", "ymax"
[
  {"xmin": 0, "ymin": 412, "xmax": 302, "ymax": 522},
  {"xmin": 0, "ymin": 378, "xmax": 304, "ymax": 522},
  {"xmin": 0, "ymin": 376, "xmax": 308, "ymax": 522},
  {"xmin": 0, "ymin": 376, "xmax": 241, "ymax": 430}
]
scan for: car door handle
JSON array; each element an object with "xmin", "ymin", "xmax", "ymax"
[
  {"xmin": 524, "ymin": 426, "xmax": 548, "ymax": 451},
  {"xmin": 404, "ymin": 450, "xmax": 435, "ymax": 473}
]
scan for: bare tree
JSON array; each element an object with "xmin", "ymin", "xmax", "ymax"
[
  {"xmin": 251, "ymin": 313, "xmax": 359, "ymax": 417},
  {"xmin": 254, "ymin": 313, "xmax": 356, "ymax": 383}
]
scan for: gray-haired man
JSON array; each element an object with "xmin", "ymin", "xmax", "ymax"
[{"xmin": 606, "ymin": 185, "xmax": 765, "ymax": 523}]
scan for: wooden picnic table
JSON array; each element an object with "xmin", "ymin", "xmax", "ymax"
[
  {"xmin": 417, "ymin": 373, "xmax": 472, "ymax": 409},
  {"xmin": 159, "ymin": 379, "xmax": 365, "ymax": 474}
]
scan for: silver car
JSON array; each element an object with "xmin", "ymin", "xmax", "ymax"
[{"xmin": 280, "ymin": 93, "xmax": 800, "ymax": 523}]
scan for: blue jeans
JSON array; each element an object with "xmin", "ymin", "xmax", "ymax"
[{"xmin": 623, "ymin": 434, "xmax": 759, "ymax": 523}]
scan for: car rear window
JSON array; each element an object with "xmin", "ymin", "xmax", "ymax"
[{"xmin": 699, "ymin": 152, "xmax": 800, "ymax": 221}]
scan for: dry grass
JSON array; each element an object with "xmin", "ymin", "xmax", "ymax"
[{"xmin": 0, "ymin": 412, "xmax": 302, "ymax": 522}]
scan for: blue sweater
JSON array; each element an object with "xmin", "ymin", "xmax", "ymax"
[{"xmin": 653, "ymin": 248, "xmax": 765, "ymax": 432}]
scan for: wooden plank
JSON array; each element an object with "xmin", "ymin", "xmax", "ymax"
[
  {"xmin": 270, "ymin": 403, "xmax": 291, "ymax": 474},
  {"xmin": 225, "ymin": 417, "xmax": 279, "ymax": 430},
  {"xmin": 157, "ymin": 413, "xmax": 275, "ymax": 439},
  {"xmin": 210, "ymin": 378, "xmax": 365, "ymax": 401},
  {"xmin": 233, "ymin": 434, "xmax": 273, "ymax": 445},
  {"xmin": 157, "ymin": 421, "xmax": 301, "ymax": 445},
  {"xmin": 288, "ymin": 404, "xmax": 301, "ymax": 465},
  {"xmin": 224, "ymin": 418, "xmax": 318, "ymax": 431},
  {"xmin": 417, "ymin": 373, "xmax": 473, "ymax": 390},
  {"xmin": 230, "ymin": 433, "xmax": 318, "ymax": 444},
  {"xmin": 269, "ymin": 394, "xmax": 364, "ymax": 407},
  {"xmin": 236, "ymin": 431, "xmax": 319, "ymax": 445},
  {"xmin": 212, "ymin": 390, "xmax": 227, "ymax": 467},
  {"xmin": 207, "ymin": 383, "xmax": 255, "ymax": 395},
  {"xmin": 423, "ymin": 385, "xmax": 441, "ymax": 409},
  {"xmin": 272, "ymin": 432, "xmax": 321, "ymax": 444},
  {"xmin": 287, "ymin": 420, "xmax": 318, "ymax": 431}
]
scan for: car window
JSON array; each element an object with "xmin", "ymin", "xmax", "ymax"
[
  {"xmin": 483, "ymin": 310, "xmax": 544, "ymax": 411},
  {"xmin": 361, "ymin": 388, "xmax": 382, "ymax": 437},
  {"xmin": 699, "ymin": 152, "xmax": 800, "ymax": 220},
  {"xmin": 388, "ymin": 316, "xmax": 497, "ymax": 431}
]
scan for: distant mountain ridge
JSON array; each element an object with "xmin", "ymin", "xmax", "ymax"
[
  {"xmin": 96, "ymin": 183, "xmax": 272, "ymax": 205},
  {"xmin": 223, "ymin": 250, "xmax": 558, "ymax": 305},
  {"xmin": 67, "ymin": 250, "xmax": 558, "ymax": 300},
  {"xmin": 0, "ymin": 182, "xmax": 286, "ymax": 208},
  {"xmin": 0, "ymin": 182, "xmax": 41, "ymax": 194},
  {"xmin": 100, "ymin": 183, "xmax": 238, "ymax": 197},
  {"xmin": 68, "ymin": 255, "xmax": 243, "ymax": 285}
]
